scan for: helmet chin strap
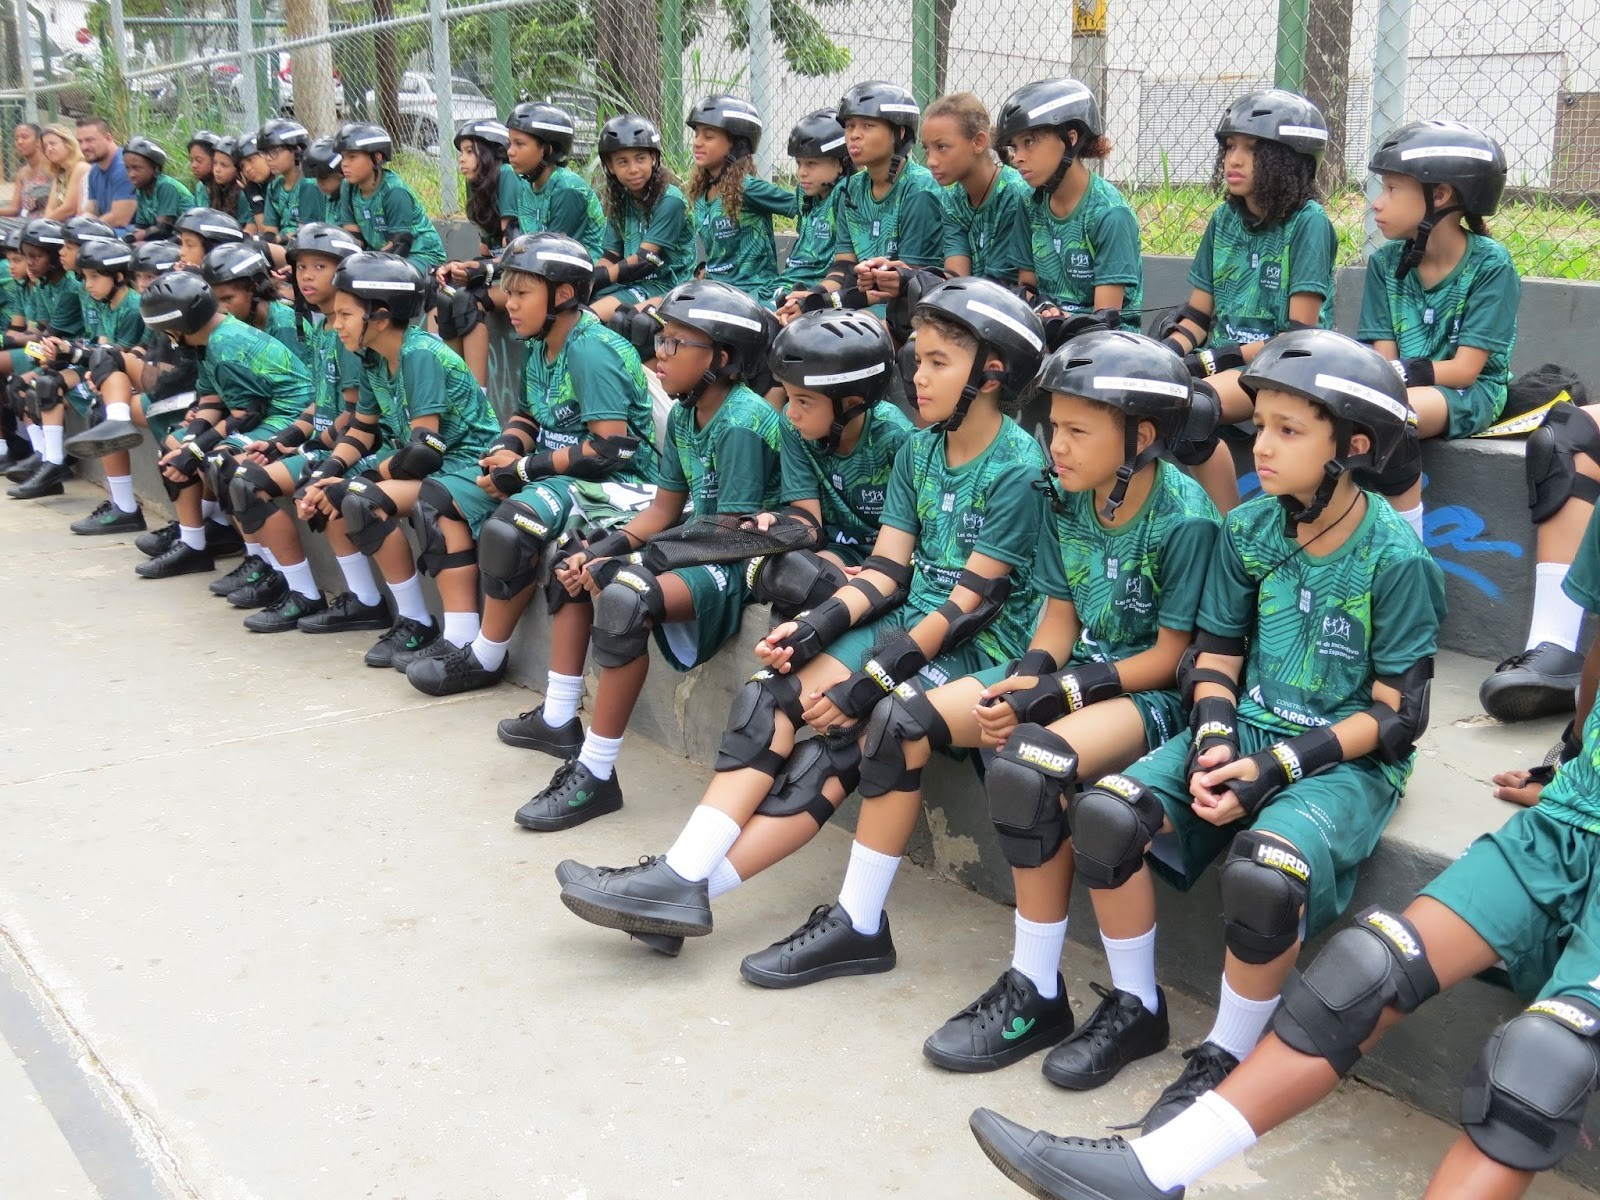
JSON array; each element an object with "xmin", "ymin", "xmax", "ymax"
[
  {"xmin": 1100, "ymin": 417, "xmax": 1162, "ymax": 520},
  {"xmin": 933, "ymin": 346, "xmax": 1003, "ymax": 433},
  {"xmin": 1396, "ymin": 194, "xmax": 1462, "ymax": 278},
  {"xmin": 1035, "ymin": 129, "xmax": 1078, "ymax": 204},
  {"xmin": 1033, "ymin": 464, "xmax": 1069, "ymax": 515},
  {"xmin": 675, "ymin": 348, "xmax": 728, "ymax": 408},
  {"xmin": 531, "ymin": 281, "xmax": 577, "ymax": 342},
  {"xmin": 822, "ymin": 397, "xmax": 869, "ymax": 452},
  {"xmin": 1278, "ymin": 422, "xmax": 1371, "ymax": 536}
]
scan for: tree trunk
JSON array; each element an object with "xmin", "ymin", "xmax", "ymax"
[
  {"xmin": 594, "ymin": 0, "xmax": 662, "ymax": 124},
  {"xmin": 284, "ymin": 0, "xmax": 338, "ymax": 134},
  {"xmin": 933, "ymin": 0, "xmax": 955, "ymax": 96},
  {"xmin": 372, "ymin": 0, "xmax": 404, "ymax": 139},
  {"xmin": 1301, "ymin": 0, "xmax": 1354, "ymax": 192}
]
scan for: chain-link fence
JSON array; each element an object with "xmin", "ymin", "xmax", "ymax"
[{"xmin": 0, "ymin": 0, "xmax": 1595, "ymax": 278}]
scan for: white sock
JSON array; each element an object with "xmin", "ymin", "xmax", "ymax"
[
  {"xmin": 837, "ymin": 841, "xmax": 900, "ymax": 935},
  {"xmin": 1396, "ymin": 502, "xmax": 1424, "ymax": 540},
  {"xmin": 577, "ymin": 731, "xmax": 624, "ymax": 780},
  {"xmin": 201, "ymin": 498, "xmax": 219, "ymax": 521},
  {"xmin": 388, "ymin": 573, "xmax": 431, "ymax": 623},
  {"xmin": 280, "ymin": 557, "xmax": 318, "ymax": 600},
  {"xmin": 42, "ymin": 424, "xmax": 64, "ymax": 464},
  {"xmin": 1011, "ymin": 913, "xmax": 1068, "ymax": 999},
  {"xmin": 105, "ymin": 401, "xmax": 131, "ymax": 422},
  {"xmin": 470, "ymin": 632, "xmax": 509, "ymax": 670},
  {"xmin": 336, "ymin": 552, "xmax": 382, "ymax": 606},
  {"xmin": 442, "ymin": 610, "xmax": 480, "ymax": 647},
  {"xmin": 707, "ymin": 857, "xmax": 742, "ymax": 899},
  {"xmin": 106, "ymin": 474, "xmax": 136, "ymax": 513},
  {"xmin": 664, "ymin": 806, "xmax": 743, "ymax": 883},
  {"xmin": 1101, "ymin": 928, "xmax": 1160, "ymax": 1013},
  {"xmin": 543, "ymin": 671, "xmax": 584, "ymax": 725},
  {"xmin": 179, "ymin": 523, "xmax": 206, "ymax": 550},
  {"xmin": 209, "ymin": 508, "xmax": 232, "ymax": 527},
  {"xmin": 26, "ymin": 424, "xmax": 44, "ymax": 452},
  {"xmin": 256, "ymin": 544, "xmax": 279, "ymax": 570},
  {"xmin": 1204, "ymin": 976, "xmax": 1281, "ymax": 1060},
  {"xmin": 1131, "ymin": 1089, "xmax": 1258, "ymax": 1191},
  {"xmin": 1527, "ymin": 562, "xmax": 1585, "ymax": 652}
]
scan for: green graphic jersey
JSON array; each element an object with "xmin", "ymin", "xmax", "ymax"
[
  {"xmin": 264, "ymin": 174, "xmax": 329, "ymax": 234},
  {"xmin": 779, "ymin": 400, "xmax": 914, "ymax": 558},
  {"xmin": 835, "ymin": 161, "xmax": 944, "ymax": 267},
  {"xmin": 656, "ymin": 383, "xmax": 783, "ymax": 515},
  {"xmin": 943, "ymin": 164, "xmax": 1032, "ymax": 284},
  {"xmin": 0, "ymin": 275, "xmax": 20, "ymax": 328},
  {"xmin": 337, "ymin": 172, "xmax": 448, "ymax": 270},
  {"xmin": 135, "ymin": 174, "xmax": 197, "ymax": 231},
  {"xmin": 25, "ymin": 272, "xmax": 85, "ymax": 337},
  {"xmin": 1033, "ymin": 460, "xmax": 1220, "ymax": 665},
  {"xmin": 262, "ymin": 300, "xmax": 309, "ymax": 364},
  {"xmin": 517, "ymin": 309, "xmax": 658, "ymax": 484},
  {"xmin": 1199, "ymin": 492, "xmax": 1446, "ymax": 788},
  {"xmin": 775, "ymin": 187, "xmax": 843, "ymax": 295},
  {"xmin": 197, "ymin": 313, "xmax": 313, "ymax": 433},
  {"xmin": 486, "ymin": 163, "xmax": 528, "ymax": 250},
  {"xmin": 355, "ymin": 326, "xmax": 497, "ymax": 469},
  {"xmin": 1544, "ymin": 512, "xmax": 1600, "ymax": 829},
  {"xmin": 83, "ymin": 286, "xmax": 144, "ymax": 346},
  {"xmin": 879, "ymin": 418, "xmax": 1049, "ymax": 663},
  {"xmin": 694, "ymin": 176, "xmax": 798, "ymax": 299},
  {"xmin": 601, "ymin": 184, "xmax": 698, "ymax": 291},
  {"xmin": 1358, "ymin": 234, "xmax": 1518, "ymax": 417},
  {"xmin": 516, "ymin": 166, "xmax": 606, "ymax": 259},
  {"xmin": 1026, "ymin": 172, "xmax": 1144, "ymax": 328},
  {"xmin": 1189, "ymin": 199, "xmax": 1336, "ymax": 346},
  {"xmin": 304, "ymin": 316, "xmax": 362, "ymax": 439}
]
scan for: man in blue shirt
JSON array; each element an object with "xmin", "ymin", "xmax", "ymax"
[{"xmin": 76, "ymin": 117, "xmax": 137, "ymax": 234}]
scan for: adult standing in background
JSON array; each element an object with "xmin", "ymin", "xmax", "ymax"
[
  {"xmin": 76, "ymin": 116, "xmax": 136, "ymax": 234},
  {"xmin": 1, "ymin": 123, "xmax": 52, "ymax": 220},
  {"xmin": 40, "ymin": 124, "xmax": 89, "ymax": 223}
]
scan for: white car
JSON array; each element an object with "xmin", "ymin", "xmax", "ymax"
[{"xmin": 364, "ymin": 73, "xmax": 498, "ymax": 156}]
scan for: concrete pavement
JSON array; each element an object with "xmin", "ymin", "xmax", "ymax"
[{"xmin": 1, "ymin": 481, "xmax": 1594, "ymax": 1200}]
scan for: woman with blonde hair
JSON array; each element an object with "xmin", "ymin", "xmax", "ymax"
[{"xmin": 40, "ymin": 124, "xmax": 89, "ymax": 222}]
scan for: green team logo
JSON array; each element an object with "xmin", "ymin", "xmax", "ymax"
[
  {"xmin": 1314, "ymin": 610, "xmax": 1367, "ymax": 664},
  {"xmin": 1001, "ymin": 1016, "xmax": 1036, "ymax": 1041}
]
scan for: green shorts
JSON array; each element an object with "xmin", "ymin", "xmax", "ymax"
[
  {"xmin": 819, "ymin": 538, "xmax": 873, "ymax": 569},
  {"xmin": 509, "ymin": 476, "xmax": 656, "ymax": 540},
  {"xmin": 653, "ymin": 561, "xmax": 753, "ymax": 671},
  {"xmin": 7, "ymin": 347, "xmax": 32, "ymax": 375},
  {"xmin": 1421, "ymin": 804, "xmax": 1600, "ymax": 1006},
  {"xmin": 65, "ymin": 381, "xmax": 96, "ymax": 418},
  {"xmin": 428, "ymin": 467, "xmax": 500, "ymax": 536},
  {"xmin": 1439, "ymin": 379, "xmax": 1507, "ymax": 439},
  {"xmin": 825, "ymin": 608, "xmax": 1000, "ymax": 691},
  {"xmin": 277, "ymin": 449, "xmax": 386, "ymax": 485},
  {"xmin": 1129, "ymin": 721, "xmax": 1402, "ymax": 938},
  {"xmin": 225, "ymin": 418, "xmax": 294, "ymax": 450},
  {"xmin": 968, "ymin": 661, "xmax": 1184, "ymax": 750},
  {"xmin": 596, "ymin": 281, "xmax": 656, "ymax": 306}
]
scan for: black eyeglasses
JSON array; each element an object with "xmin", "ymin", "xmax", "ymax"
[{"xmin": 654, "ymin": 333, "xmax": 714, "ymax": 357}]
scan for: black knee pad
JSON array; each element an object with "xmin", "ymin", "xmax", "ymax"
[
  {"xmin": 1219, "ymin": 830, "xmax": 1310, "ymax": 964},
  {"xmin": 410, "ymin": 478, "xmax": 474, "ymax": 575},
  {"xmin": 227, "ymin": 459, "xmax": 282, "ymax": 534},
  {"xmin": 436, "ymin": 286, "xmax": 485, "ymax": 340},
  {"xmin": 340, "ymin": 478, "xmax": 400, "ymax": 556},
  {"xmin": 1272, "ymin": 906, "xmax": 1439, "ymax": 1076},
  {"xmin": 745, "ymin": 549, "xmax": 848, "ymax": 620},
  {"xmin": 1364, "ymin": 422, "xmax": 1422, "ymax": 498},
  {"xmin": 204, "ymin": 448, "xmax": 241, "ymax": 509},
  {"xmin": 1526, "ymin": 402, "xmax": 1600, "ymax": 524},
  {"xmin": 478, "ymin": 500, "xmax": 551, "ymax": 600},
  {"xmin": 757, "ymin": 733, "xmax": 862, "ymax": 827},
  {"xmin": 858, "ymin": 682, "xmax": 951, "ymax": 798},
  {"xmin": 1461, "ymin": 996, "xmax": 1600, "ymax": 1172},
  {"xmin": 715, "ymin": 669, "xmax": 805, "ymax": 776},
  {"xmin": 591, "ymin": 565, "xmax": 665, "ymax": 667},
  {"xmin": 1066, "ymin": 771, "xmax": 1162, "ymax": 888},
  {"xmin": 987, "ymin": 723, "xmax": 1079, "ymax": 869}
]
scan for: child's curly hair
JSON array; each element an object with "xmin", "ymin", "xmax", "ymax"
[
  {"xmin": 602, "ymin": 150, "xmax": 673, "ymax": 228},
  {"xmin": 1212, "ymin": 137, "xmax": 1319, "ymax": 228},
  {"xmin": 690, "ymin": 147, "xmax": 755, "ymax": 223}
]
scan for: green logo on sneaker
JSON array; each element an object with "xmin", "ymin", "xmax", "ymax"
[
  {"xmin": 567, "ymin": 789, "xmax": 591, "ymax": 808},
  {"xmin": 1001, "ymin": 1016, "xmax": 1036, "ymax": 1042}
]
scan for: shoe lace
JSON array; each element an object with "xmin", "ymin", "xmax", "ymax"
[
  {"xmin": 1042, "ymin": 1133, "xmax": 1130, "ymax": 1151},
  {"xmin": 86, "ymin": 500, "xmax": 112, "ymax": 519},
  {"xmin": 442, "ymin": 643, "xmax": 480, "ymax": 677},
  {"xmin": 1494, "ymin": 647, "xmax": 1541, "ymax": 671},
  {"xmin": 595, "ymin": 855, "xmax": 658, "ymax": 879},
  {"xmin": 1075, "ymin": 982, "xmax": 1139, "ymax": 1050},
  {"xmin": 774, "ymin": 903, "xmax": 838, "ymax": 949},
  {"xmin": 958, "ymin": 971, "xmax": 1028, "ymax": 1028},
  {"xmin": 1116, "ymin": 1043, "xmax": 1237, "ymax": 1131}
]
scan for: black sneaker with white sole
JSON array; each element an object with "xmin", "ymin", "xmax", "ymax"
[
  {"xmin": 559, "ymin": 855, "xmax": 712, "ymax": 938},
  {"xmin": 514, "ymin": 760, "xmax": 622, "ymax": 831},
  {"xmin": 923, "ymin": 969, "xmax": 1074, "ymax": 1073},
  {"xmin": 1041, "ymin": 983, "xmax": 1169, "ymax": 1091},
  {"xmin": 739, "ymin": 902, "xmax": 896, "ymax": 989}
]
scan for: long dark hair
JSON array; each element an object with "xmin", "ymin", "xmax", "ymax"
[
  {"xmin": 208, "ymin": 177, "xmax": 243, "ymax": 221},
  {"xmin": 463, "ymin": 136, "xmax": 511, "ymax": 242},
  {"xmin": 689, "ymin": 145, "xmax": 754, "ymax": 221},
  {"xmin": 602, "ymin": 149, "xmax": 671, "ymax": 227},
  {"xmin": 1213, "ymin": 137, "xmax": 1319, "ymax": 229}
]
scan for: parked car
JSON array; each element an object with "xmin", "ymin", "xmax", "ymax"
[{"xmin": 367, "ymin": 73, "xmax": 497, "ymax": 155}]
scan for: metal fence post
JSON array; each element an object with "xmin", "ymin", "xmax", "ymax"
[
  {"xmin": 234, "ymin": 0, "xmax": 259, "ymax": 129},
  {"xmin": 659, "ymin": 0, "xmax": 684, "ymax": 161},
  {"xmin": 910, "ymin": 0, "xmax": 937, "ymax": 114},
  {"xmin": 749, "ymin": 0, "xmax": 775, "ymax": 177},
  {"xmin": 12, "ymin": 0, "xmax": 34, "ymax": 123},
  {"xmin": 429, "ymin": 0, "xmax": 457, "ymax": 215},
  {"xmin": 1364, "ymin": 0, "xmax": 1410, "ymax": 258}
]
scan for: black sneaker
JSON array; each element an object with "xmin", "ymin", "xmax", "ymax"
[
  {"xmin": 244, "ymin": 590, "xmax": 327, "ymax": 633},
  {"xmin": 392, "ymin": 635, "xmax": 454, "ymax": 673},
  {"xmin": 298, "ymin": 592, "xmax": 391, "ymax": 634},
  {"xmin": 498, "ymin": 703, "xmax": 584, "ymax": 757},
  {"xmin": 1135, "ymin": 1042, "xmax": 1240, "ymax": 1135},
  {"xmin": 135, "ymin": 540, "xmax": 215, "ymax": 579},
  {"xmin": 69, "ymin": 501, "xmax": 146, "ymax": 536},
  {"xmin": 205, "ymin": 522, "xmax": 245, "ymax": 559},
  {"xmin": 1480, "ymin": 641, "xmax": 1584, "ymax": 722},
  {"xmin": 364, "ymin": 617, "xmax": 438, "ymax": 668},
  {"xmin": 739, "ymin": 902, "xmax": 896, "ymax": 989},
  {"xmin": 1041, "ymin": 983, "xmax": 1169, "ymax": 1091},
  {"xmin": 64, "ymin": 417, "xmax": 142, "ymax": 458},
  {"xmin": 968, "ymin": 1110, "xmax": 1183, "ymax": 1200},
  {"xmin": 4, "ymin": 452, "xmax": 39, "ymax": 482},
  {"xmin": 554, "ymin": 861, "xmax": 684, "ymax": 956},
  {"xmin": 559, "ymin": 855, "xmax": 712, "ymax": 938},
  {"xmin": 7, "ymin": 460, "xmax": 70, "ymax": 498},
  {"xmin": 923, "ymin": 970, "xmax": 1074, "ymax": 1073},
  {"xmin": 136, "ymin": 520, "xmax": 179, "ymax": 558},
  {"xmin": 406, "ymin": 641, "xmax": 506, "ymax": 696},
  {"xmin": 226, "ymin": 568, "xmax": 288, "ymax": 610},
  {"xmin": 209, "ymin": 554, "xmax": 269, "ymax": 597},
  {"xmin": 514, "ymin": 760, "xmax": 623, "ymax": 831}
]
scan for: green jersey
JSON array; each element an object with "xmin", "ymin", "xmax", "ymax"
[
  {"xmin": 1189, "ymin": 199, "xmax": 1336, "ymax": 347},
  {"xmin": 656, "ymin": 383, "xmax": 783, "ymax": 515},
  {"xmin": 601, "ymin": 184, "xmax": 697, "ymax": 291},
  {"xmin": 483, "ymin": 163, "xmax": 528, "ymax": 250},
  {"xmin": 264, "ymin": 174, "xmax": 329, "ymax": 235},
  {"xmin": 779, "ymin": 400, "xmax": 914, "ymax": 558},
  {"xmin": 835, "ymin": 161, "xmax": 944, "ymax": 267},
  {"xmin": 943, "ymin": 164, "xmax": 1031, "ymax": 284},
  {"xmin": 25, "ymin": 272, "xmax": 85, "ymax": 337},
  {"xmin": 517, "ymin": 310, "xmax": 658, "ymax": 484},
  {"xmin": 1034, "ymin": 460, "xmax": 1220, "ymax": 665},
  {"xmin": 83, "ymin": 286, "xmax": 144, "ymax": 346},
  {"xmin": 337, "ymin": 172, "xmax": 448, "ymax": 270},
  {"xmin": 774, "ymin": 188, "xmax": 843, "ymax": 295},
  {"xmin": 879, "ymin": 418, "xmax": 1049, "ymax": 663},
  {"xmin": 304, "ymin": 316, "xmax": 362, "ymax": 440},
  {"xmin": 1358, "ymin": 233, "xmax": 1518, "ymax": 415},
  {"xmin": 695, "ymin": 176, "xmax": 798, "ymax": 299},
  {"xmin": 516, "ymin": 166, "xmax": 605, "ymax": 259},
  {"xmin": 135, "ymin": 174, "xmax": 197, "ymax": 232},
  {"xmin": 0, "ymin": 275, "xmax": 20, "ymax": 329},
  {"xmin": 197, "ymin": 314, "xmax": 313, "ymax": 433},
  {"xmin": 354, "ymin": 326, "xmax": 497, "ymax": 469},
  {"xmin": 1198, "ymin": 492, "xmax": 1446, "ymax": 788},
  {"xmin": 1026, "ymin": 173, "xmax": 1144, "ymax": 328},
  {"xmin": 261, "ymin": 300, "xmax": 309, "ymax": 364},
  {"xmin": 1544, "ymin": 510, "xmax": 1600, "ymax": 830}
]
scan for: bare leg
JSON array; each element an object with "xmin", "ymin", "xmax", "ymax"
[
  {"xmin": 459, "ymin": 323, "xmax": 489, "ymax": 387},
  {"xmin": 549, "ymin": 600, "xmax": 594, "ymax": 677},
  {"xmin": 1188, "ymin": 369, "xmax": 1252, "ymax": 514},
  {"xmin": 432, "ymin": 515, "xmax": 479, "ymax": 616},
  {"xmin": 1422, "ymin": 1137, "xmax": 1537, "ymax": 1200},
  {"xmin": 480, "ymin": 590, "xmax": 533, "ymax": 643},
  {"xmin": 586, "ymin": 575, "xmax": 696, "ymax": 739}
]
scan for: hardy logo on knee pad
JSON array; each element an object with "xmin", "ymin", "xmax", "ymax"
[
  {"xmin": 1362, "ymin": 908, "xmax": 1424, "ymax": 961},
  {"xmin": 479, "ymin": 501, "xmax": 551, "ymax": 600},
  {"xmin": 1254, "ymin": 841, "xmax": 1309, "ymax": 881},
  {"xmin": 1527, "ymin": 999, "xmax": 1600, "ymax": 1033},
  {"xmin": 1067, "ymin": 773, "xmax": 1164, "ymax": 889},
  {"xmin": 1013, "ymin": 739, "xmax": 1076, "ymax": 776},
  {"xmin": 511, "ymin": 510, "xmax": 550, "ymax": 538},
  {"xmin": 1220, "ymin": 831, "xmax": 1309, "ymax": 965}
]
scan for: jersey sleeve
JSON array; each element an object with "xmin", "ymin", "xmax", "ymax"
[
  {"xmin": 546, "ymin": 185, "xmax": 593, "ymax": 239},
  {"xmin": 355, "ymin": 374, "xmax": 380, "ymax": 417},
  {"xmin": 941, "ymin": 189, "xmax": 972, "ymax": 261},
  {"xmin": 778, "ymin": 420, "xmax": 822, "ymax": 505},
  {"xmin": 382, "ymin": 183, "xmax": 426, "ymax": 235},
  {"xmin": 1186, "ymin": 210, "xmax": 1220, "ymax": 294},
  {"xmin": 602, "ymin": 219, "xmax": 624, "ymax": 259},
  {"xmin": 712, "ymin": 425, "xmax": 777, "ymax": 513},
  {"xmin": 1154, "ymin": 516, "xmax": 1220, "ymax": 631},
  {"xmin": 1355, "ymin": 256, "xmax": 1396, "ymax": 344},
  {"xmin": 642, "ymin": 191, "xmax": 689, "ymax": 251},
  {"xmin": 987, "ymin": 190, "xmax": 1034, "ymax": 284},
  {"xmin": 50, "ymin": 282, "xmax": 85, "ymax": 337},
  {"xmin": 1368, "ymin": 552, "xmax": 1445, "ymax": 674},
  {"xmin": 741, "ymin": 177, "xmax": 800, "ymax": 218},
  {"xmin": 567, "ymin": 342, "xmax": 637, "ymax": 425},
  {"xmin": 879, "ymin": 439, "xmax": 922, "ymax": 536},
  {"xmin": 654, "ymin": 412, "xmax": 690, "ymax": 492},
  {"xmin": 263, "ymin": 183, "xmax": 284, "ymax": 228},
  {"xmin": 897, "ymin": 187, "xmax": 947, "ymax": 268},
  {"xmin": 335, "ymin": 184, "xmax": 356, "ymax": 227},
  {"xmin": 1457, "ymin": 249, "xmax": 1521, "ymax": 357},
  {"xmin": 1195, "ymin": 515, "xmax": 1257, "ymax": 638},
  {"xmin": 974, "ymin": 465, "xmax": 1046, "ymax": 568},
  {"xmin": 1092, "ymin": 203, "xmax": 1144, "ymax": 287},
  {"xmin": 496, "ymin": 168, "xmax": 525, "ymax": 231},
  {"xmin": 1031, "ymin": 517, "xmax": 1075, "ymax": 602},
  {"xmin": 400, "ymin": 351, "xmax": 448, "ymax": 420},
  {"xmin": 336, "ymin": 345, "xmax": 363, "ymax": 392},
  {"xmin": 154, "ymin": 178, "xmax": 188, "ymax": 219},
  {"xmin": 1287, "ymin": 205, "xmax": 1337, "ymax": 299}
]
